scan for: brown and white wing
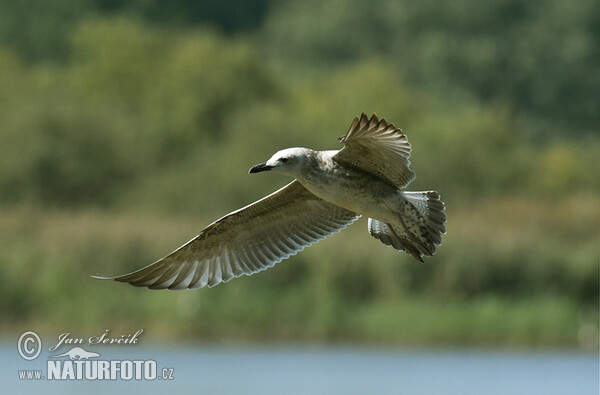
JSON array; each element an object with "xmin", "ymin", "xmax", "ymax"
[
  {"xmin": 95, "ymin": 180, "xmax": 359, "ymax": 290},
  {"xmin": 334, "ymin": 113, "xmax": 416, "ymax": 188}
]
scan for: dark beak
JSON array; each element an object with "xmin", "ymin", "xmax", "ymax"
[{"xmin": 248, "ymin": 162, "xmax": 273, "ymax": 174}]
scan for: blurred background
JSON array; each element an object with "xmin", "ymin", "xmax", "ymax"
[{"xmin": 0, "ymin": 0, "xmax": 598, "ymax": 391}]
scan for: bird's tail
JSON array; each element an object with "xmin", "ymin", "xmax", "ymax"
[{"xmin": 368, "ymin": 191, "xmax": 446, "ymax": 261}]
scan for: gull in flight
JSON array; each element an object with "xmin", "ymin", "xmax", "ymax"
[{"xmin": 96, "ymin": 113, "xmax": 446, "ymax": 290}]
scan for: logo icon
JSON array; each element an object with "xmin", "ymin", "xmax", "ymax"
[
  {"xmin": 49, "ymin": 346, "xmax": 101, "ymax": 360},
  {"xmin": 18, "ymin": 331, "xmax": 42, "ymax": 361}
]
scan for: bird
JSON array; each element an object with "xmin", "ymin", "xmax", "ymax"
[{"xmin": 94, "ymin": 113, "xmax": 446, "ymax": 290}]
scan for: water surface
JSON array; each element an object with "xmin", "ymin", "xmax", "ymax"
[{"xmin": 4, "ymin": 344, "xmax": 598, "ymax": 394}]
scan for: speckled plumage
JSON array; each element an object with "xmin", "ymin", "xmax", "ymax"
[{"xmin": 95, "ymin": 113, "xmax": 446, "ymax": 289}]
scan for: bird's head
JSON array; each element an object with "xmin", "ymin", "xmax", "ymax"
[{"xmin": 249, "ymin": 147, "xmax": 311, "ymax": 177}]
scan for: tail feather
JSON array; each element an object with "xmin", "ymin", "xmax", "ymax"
[
  {"xmin": 368, "ymin": 191, "xmax": 447, "ymax": 261},
  {"xmin": 403, "ymin": 191, "xmax": 447, "ymax": 243}
]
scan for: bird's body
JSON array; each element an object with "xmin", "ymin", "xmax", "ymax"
[
  {"xmin": 95, "ymin": 113, "xmax": 446, "ymax": 290},
  {"xmin": 296, "ymin": 149, "xmax": 401, "ymax": 224}
]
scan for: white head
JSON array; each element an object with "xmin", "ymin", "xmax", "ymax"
[{"xmin": 249, "ymin": 147, "xmax": 312, "ymax": 177}]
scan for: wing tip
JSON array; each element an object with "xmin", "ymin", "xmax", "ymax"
[
  {"xmin": 90, "ymin": 274, "xmax": 114, "ymax": 281},
  {"xmin": 91, "ymin": 272, "xmax": 158, "ymax": 288},
  {"xmin": 351, "ymin": 112, "xmax": 401, "ymax": 135}
]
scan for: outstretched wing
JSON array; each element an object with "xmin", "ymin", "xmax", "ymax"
[
  {"xmin": 334, "ymin": 113, "xmax": 415, "ymax": 188},
  {"xmin": 95, "ymin": 181, "xmax": 359, "ymax": 290}
]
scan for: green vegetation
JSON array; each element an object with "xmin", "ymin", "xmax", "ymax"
[{"xmin": 0, "ymin": 2, "xmax": 598, "ymax": 348}]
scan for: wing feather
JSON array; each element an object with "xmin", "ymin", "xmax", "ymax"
[
  {"xmin": 95, "ymin": 180, "xmax": 359, "ymax": 290},
  {"xmin": 335, "ymin": 113, "xmax": 416, "ymax": 188}
]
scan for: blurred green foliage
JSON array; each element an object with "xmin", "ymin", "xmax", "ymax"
[
  {"xmin": 263, "ymin": 0, "xmax": 600, "ymax": 134},
  {"xmin": 0, "ymin": 2, "xmax": 598, "ymax": 347}
]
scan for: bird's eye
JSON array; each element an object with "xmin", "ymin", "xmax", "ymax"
[{"xmin": 281, "ymin": 157, "xmax": 288, "ymax": 163}]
